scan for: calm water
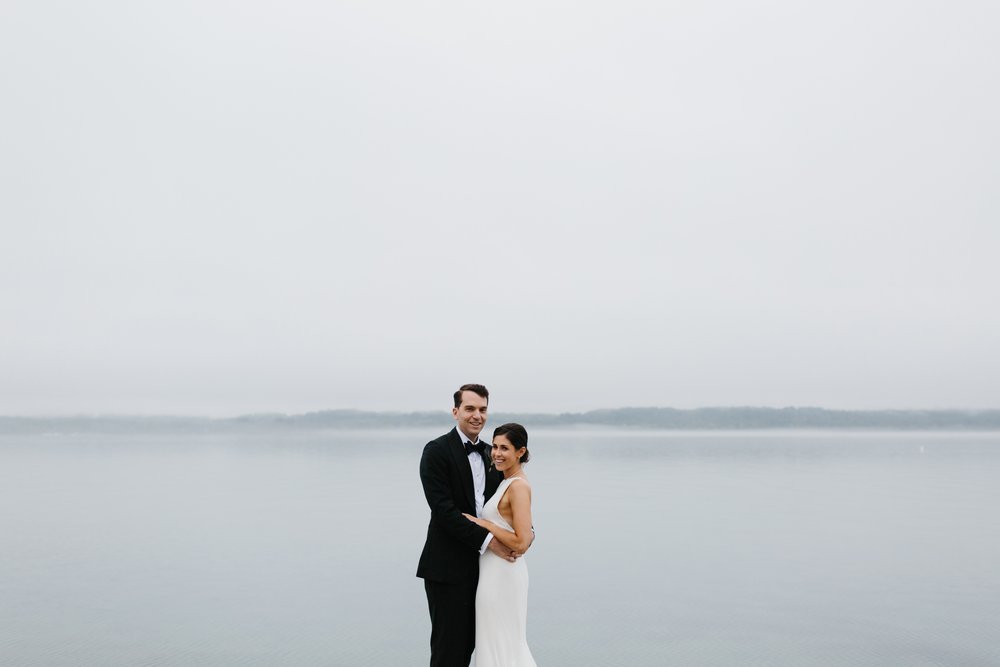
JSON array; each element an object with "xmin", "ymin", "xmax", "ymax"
[{"xmin": 1, "ymin": 429, "xmax": 999, "ymax": 666}]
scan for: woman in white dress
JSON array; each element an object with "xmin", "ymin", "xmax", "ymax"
[{"xmin": 463, "ymin": 423, "xmax": 537, "ymax": 667}]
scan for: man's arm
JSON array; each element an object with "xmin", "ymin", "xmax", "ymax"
[
  {"xmin": 419, "ymin": 441, "xmax": 489, "ymax": 550},
  {"xmin": 464, "ymin": 481, "xmax": 534, "ymax": 553}
]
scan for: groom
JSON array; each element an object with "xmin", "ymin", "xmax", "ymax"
[{"xmin": 417, "ymin": 384, "xmax": 522, "ymax": 667}]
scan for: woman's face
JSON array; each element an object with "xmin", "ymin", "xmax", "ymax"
[{"xmin": 491, "ymin": 434, "xmax": 525, "ymax": 471}]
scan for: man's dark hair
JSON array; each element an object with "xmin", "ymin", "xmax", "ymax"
[{"xmin": 454, "ymin": 384, "xmax": 489, "ymax": 408}]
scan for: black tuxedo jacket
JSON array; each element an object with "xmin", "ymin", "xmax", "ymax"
[{"xmin": 416, "ymin": 427, "xmax": 503, "ymax": 584}]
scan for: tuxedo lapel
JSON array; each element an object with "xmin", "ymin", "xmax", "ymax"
[
  {"xmin": 483, "ymin": 450, "xmax": 501, "ymax": 501},
  {"xmin": 447, "ymin": 428, "xmax": 477, "ymax": 512},
  {"xmin": 478, "ymin": 449, "xmax": 492, "ymax": 476}
]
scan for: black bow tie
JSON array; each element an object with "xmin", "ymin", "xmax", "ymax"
[{"xmin": 464, "ymin": 441, "xmax": 486, "ymax": 456}]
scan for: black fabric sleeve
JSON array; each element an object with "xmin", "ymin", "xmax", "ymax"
[{"xmin": 419, "ymin": 441, "xmax": 490, "ymax": 551}]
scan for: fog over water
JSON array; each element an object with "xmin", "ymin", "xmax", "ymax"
[{"xmin": 2, "ymin": 1, "xmax": 999, "ymax": 416}]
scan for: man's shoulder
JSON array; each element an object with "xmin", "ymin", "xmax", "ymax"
[
  {"xmin": 424, "ymin": 428, "xmax": 458, "ymax": 449},
  {"xmin": 420, "ymin": 429, "xmax": 459, "ymax": 468}
]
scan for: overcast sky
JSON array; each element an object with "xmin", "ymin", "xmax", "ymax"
[{"xmin": 2, "ymin": 1, "xmax": 998, "ymax": 416}]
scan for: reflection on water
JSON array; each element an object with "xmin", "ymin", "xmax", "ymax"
[{"xmin": 1, "ymin": 430, "xmax": 999, "ymax": 666}]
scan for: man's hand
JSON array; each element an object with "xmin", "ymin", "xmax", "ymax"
[{"xmin": 487, "ymin": 537, "xmax": 521, "ymax": 562}]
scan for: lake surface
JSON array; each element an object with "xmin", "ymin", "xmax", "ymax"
[{"xmin": 2, "ymin": 429, "xmax": 999, "ymax": 666}]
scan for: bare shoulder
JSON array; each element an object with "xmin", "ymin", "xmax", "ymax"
[{"xmin": 508, "ymin": 477, "xmax": 533, "ymax": 498}]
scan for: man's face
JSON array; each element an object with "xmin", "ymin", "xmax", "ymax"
[{"xmin": 453, "ymin": 391, "xmax": 488, "ymax": 441}]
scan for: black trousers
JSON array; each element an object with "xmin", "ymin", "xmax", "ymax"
[{"xmin": 425, "ymin": 579, "xmax": 477, "ymax": 667}]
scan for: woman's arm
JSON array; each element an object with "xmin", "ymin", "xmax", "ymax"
[{"xmin": 463, "ymin": 480, "xmax": 533, "ymax": 553}]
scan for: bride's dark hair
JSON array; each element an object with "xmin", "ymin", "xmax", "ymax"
[{"xmin": 493, "ymin": 423, "xmax": 529, "ymax": 463}]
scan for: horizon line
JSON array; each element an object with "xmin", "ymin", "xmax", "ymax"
[{"xmin": 4, "ymin": 405, "xmax": 1000, "ymax": 420}]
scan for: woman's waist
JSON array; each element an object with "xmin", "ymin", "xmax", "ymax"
[{"xmin": 481, "ymin": 550, "xmax": 528, "ymax": 567}]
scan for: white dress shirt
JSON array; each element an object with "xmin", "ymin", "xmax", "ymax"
[{"xmin": 457, "ymin": 427, "xmax": 493, "ymax": 554}]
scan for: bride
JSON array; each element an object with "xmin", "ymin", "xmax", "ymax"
[{"xmin": 463, "ymin": 423, "xmax": 538, "ymax": 667}]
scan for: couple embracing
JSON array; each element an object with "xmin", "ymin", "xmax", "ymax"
[{"xmin": 417, "ymin": 384, "xmax": 538, "ymax": 667}]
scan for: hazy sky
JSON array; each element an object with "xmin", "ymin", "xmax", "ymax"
[{"xmin": 2, "ymin": 1, "xmax": 998, "ymax": 416}]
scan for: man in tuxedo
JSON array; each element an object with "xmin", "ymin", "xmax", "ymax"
[{"xmin": 416, "ymin": 384, "xmax": 523, "ymax": 667}]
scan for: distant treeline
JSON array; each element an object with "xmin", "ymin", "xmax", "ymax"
[{"xmin": 2, "ymin": 407, "xmax": 1000, "ymax": 434}]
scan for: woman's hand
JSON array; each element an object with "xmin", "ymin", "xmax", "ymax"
[{"xmin": 462, "ymin": 513, "xmax": 487, "ymax": 528}]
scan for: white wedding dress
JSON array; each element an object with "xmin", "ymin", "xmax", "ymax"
[{"xmin": 474, "ymin": 476, "xmax": 537, "ymax": 667}]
